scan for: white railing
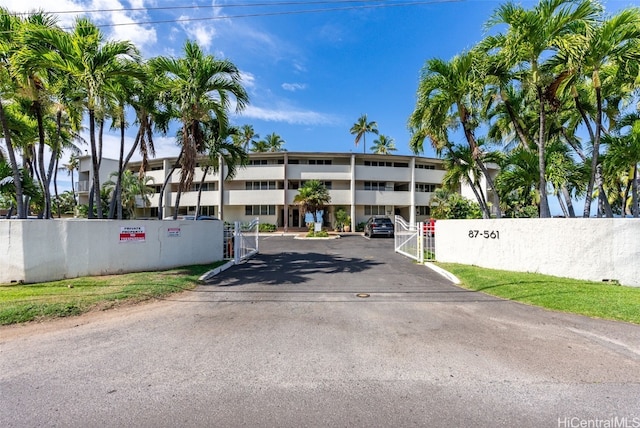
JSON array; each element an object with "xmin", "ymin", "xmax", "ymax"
[
  {"xmin": 394, "ymin": 215, "xmax": 423, "ymax": 263},
  {"xmin": 394, "ymin": 215, "xmax": 435, "ymax": 263},
  {"xmin": 223, "ymin": 218, "xmax": 260, "ymax": 263}
]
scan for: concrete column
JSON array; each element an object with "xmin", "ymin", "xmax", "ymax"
[
  {"xmin": 284, "ymin": 152, "xmax": 289, "ymax": 232},
  {"xmin": 218, "ymin": 155, "xmax": 224, "ymax": 221},
  {"xmin": 350, "ymin": 154, "xmax": 356, "ymax": 231},
  {"xmin": 410, "ymin": 156, "xmax": 416, "ymax": 225}
]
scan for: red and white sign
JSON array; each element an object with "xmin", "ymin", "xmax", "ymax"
[
  {"xmin": 167, "ymin": 227, "xmax": 181, "ymax": 237},
  {"xmin": 119, "ymin": 226, "xmax": 146, "ymax": 242}
]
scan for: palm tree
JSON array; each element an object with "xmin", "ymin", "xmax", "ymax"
[
  {"xmin": 152, "ymin": 40, "xmax": 248, "ymax": 219},
  {"xmin": 370, "ymin": 134, "xmax": 397, "ymax": 154},
  {"xmin": 560, "ymin": 8, "xmax": 640, "ymax": 217},
  {"xmin": 409, "ymin": 51, "xmax": 499, "ymax": 218},
  {"xmin": 28, "ymin": 17, "xmax": 140, "ymax": 218},
  {"xmin": 61, "ymin": 153, "xmax": 79, "ymax": 206},
  {"xmin": 602, "ymin": 113, "xmax": 640, "ymax": 217},
  {"xmin": 103, "ymin": 170, "xmax": 154, "ymax": 219},
  {"xmin": 293, "ymin": 179, "xmax": 331, "ymax": 224},
  {"xmin": 484, "ymin": 0, "xmax": 601, "ymax": 218},
  {"xmin": 350, "ymin": 114, "xmax": 378, "ymax": 154},
  {"xmin": 194, "ymin": 121, "xmax": 248, "ymax": 219},
  {"xmin": 234, "ymin": 124, "xmax": 259, "ymax": 151},
  {"xmin": 261, "ymin": 132, "xmax": 285, "ymax": 152},
  {"xmin": 250, "ymin": 139, "xmax": 269, "ymax": 153}
]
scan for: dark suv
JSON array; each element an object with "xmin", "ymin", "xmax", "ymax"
[{"xmin": 364, "ymin": 216, "xmax": 394, "ymax": 238}]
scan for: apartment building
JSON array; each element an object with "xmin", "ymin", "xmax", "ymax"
[{"xmin": 77, "ymin": 152, "xmax": 496, "ymax": 230}]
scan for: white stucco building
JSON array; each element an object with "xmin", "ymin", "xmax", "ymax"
[{"xmin": 77, "ymin": 152, "xmax": 497, "ymax": 230}]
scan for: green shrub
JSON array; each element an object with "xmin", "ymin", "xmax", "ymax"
[
  {"xmin": 259, "ymin": 223, "xmax": 277, "ymax": 232},
  {"xmin": 306, "ymin": 230, "xmax": 329, "ymax": 238},
  {"xmin": 356, "ymin": 222, "xmax": 367, "ymax": 232}
]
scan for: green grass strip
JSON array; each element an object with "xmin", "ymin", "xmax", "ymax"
[
  {"xmin": 437, "ymin": 263, "xmax": 640, "ymax": 324},
  {"xmin": 0, "ymin": 262, "xmax": 226, "ymax": 325}
]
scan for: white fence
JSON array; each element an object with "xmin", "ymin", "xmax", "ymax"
[
  {"xmin": 234, "ymin": 218, "xmax": 259, "ymax": 264},
  {"xmin": 0, "ymin": 219, "xmax": 223, "ymax": 284},
  {"xmin": 435, "ymin": 218, "xmax": 640, "ymax": 287}
]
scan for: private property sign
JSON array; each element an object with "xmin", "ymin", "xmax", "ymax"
[{"xmin": 119, "ymin": 226, "xmax": 145, "ymax": 242}]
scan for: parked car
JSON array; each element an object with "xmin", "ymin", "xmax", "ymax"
[{"xmin": 364, "ymin": 216, "xmax": 394, "ymax": 238}]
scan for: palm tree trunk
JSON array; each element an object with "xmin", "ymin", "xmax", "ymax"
[
  {"xmin": 556, "ymin": 193, "xmax": 569, "ymax": 218},
  {"xmin": 0, "ymin": 100, "xmax": 25, "ymax": 218},
  {"xmin": 194, "ymin": 165, "xmax": 209, "ymax": 219},
  {"xmin": 109, "ymin": 118, "xmax": 126, "ymax": 219},
  {"xmin": 561, "ymin": 186, "xmax": 576, "ymax": 218},
  {"xmin": 537, "ymin": 90, "xmax": 550, "ymax": 218},
  {"xmin": 54, "ymin": 156, "xmax": 61, "ymax": 218},
  {"xmin": 34, "ymin": 102, "xmax": 52, "ymax": 219},
  {"xmin": 158, "ymin": 148, "xmax": 183, "ymax": 219},
  {"xmin": 88, "ymin": 109, "xmax": 102, "ymax": 219},
  {"xmin": 632, "ymin": 164, "xmax": 639, "ymax": 218}
]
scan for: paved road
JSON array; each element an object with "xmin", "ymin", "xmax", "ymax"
[{"xmin": 1, "ymin": 235, "xmax": 639, "ymax": 427}]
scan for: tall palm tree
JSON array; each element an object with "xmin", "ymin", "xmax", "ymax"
[
  {"xmin": 28, "ymin": 17, "xmax": 140, "ymax": 218},
  {"xmin": 602, "ymin": 113, "xmax": 640, "ymax": 217},
  {"xmin": 152, "ymin": 40, "xmax": 248, "ymax": 219},
  {"xmin": 250, "ymin": 139, "xmax": 269, "ymax": 153},
  {"xmin": 558, "ymin": 8, "xmax": 640, "ymax": 217},
  {"xmin": 234, "ymin": 124, "xmax": 259, "ymax": 151},
  {"xmin": 103, "ymin": 170, "xmax": 154, "ymax": 219},
  {"xmin": 293, "ymin": 179, "xmax": 331, "ymax": 224},
  {"xmin": 262, "ymin": 132, "xmax": 285, "ymax": 152},
  {"xmin": 484, "ymin": 0, "xmax": 601, "ymax": 218},
  {"xmin": 409, "ymin": 51, "xmax": 499, "ymax": 218},
  {"xmin": 350, "ymin": 114, "xmax": 378, "ymax": 154},
  {"xmin": 370, "ymin": 134, "xmax": 397, "ymax": 154},
  {"xmin": 61, "ymin": 153, "xmax": 79, "ymax": 205},
  {"xmin": 0, "ymin": 8, "xmax": 27, "ymax": 217}
]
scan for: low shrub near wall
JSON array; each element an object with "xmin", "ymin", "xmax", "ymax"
[{"xmin": 435, "ymin": 218, "xmax": 640, "ymax": 287}]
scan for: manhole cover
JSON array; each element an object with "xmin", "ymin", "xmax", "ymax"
[{"xmin": 356, "ymin": 293, "xmax": 370, "ymax": 298}]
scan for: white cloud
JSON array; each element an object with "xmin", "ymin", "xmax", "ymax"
[
  {"xmin": 240, "ymin": 71, "xmax": 256, "ymax": 89},
  {"xmin": 281, "ymin": 83, "xmax": 307, "ymax": 92},
  {"xmin": 237, "ymin": 105, "xmax": 338, "ymax": 126},
  {"xmin": 179, "ymin": 16, "xmax": 215, "ymax": 50}
]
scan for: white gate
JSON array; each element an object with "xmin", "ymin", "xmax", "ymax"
[
  {"xmin": 394, "ymin": 215, "xmax": 423, "ymax": 263},
  {"xmin": 394, "ymin": 216, "xmax": 436, "ymax": 263},
  {"xmin": 224, "ymin": 218, "xmax": 259, "ymax": 264}
]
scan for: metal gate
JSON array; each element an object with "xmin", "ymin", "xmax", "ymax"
[
  {"xmin": 394, "ymin": 215, "xmax": 436, "ymax": 263},
  {"xmin": 223, "ymin": 218, "xmax": 259, "ymax": 264}
]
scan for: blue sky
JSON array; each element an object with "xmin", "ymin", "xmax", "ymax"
[{"xmin": 2, "ymin": 0, "xmax": 634, "ymax": 213}]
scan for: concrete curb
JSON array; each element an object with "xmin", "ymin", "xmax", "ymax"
[
  {"xmin": 199, "ymin": 260, "xmax": 235, "ymax": 282},
  {"xmin": 424, "ymin": 262, "xmax": 461, "ymax": 284}
]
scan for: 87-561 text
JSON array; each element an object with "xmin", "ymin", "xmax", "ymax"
[{"xmin": 468, "ymin": 230, "xmax": 500, "ymax": 239}]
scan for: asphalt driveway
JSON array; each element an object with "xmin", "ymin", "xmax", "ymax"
[{"xmin": 1, "ymin": 235, "xmax": 639, "ymax": 427}]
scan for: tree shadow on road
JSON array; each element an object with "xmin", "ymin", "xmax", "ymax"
[{"xmin": 204, "ymin": 251, "xmax": 382, "ymax": 287}]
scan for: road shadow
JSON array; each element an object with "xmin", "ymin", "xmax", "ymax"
[{"xmin": 204, "ymin": 251, "xmax": 382, "ymax": 287}]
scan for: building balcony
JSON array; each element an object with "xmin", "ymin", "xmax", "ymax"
[
  {"xmin": 355, "ymin": 165, "xmax": 411, "ymax": 182},
  {"xmin": 233, "ymin": 165, "xmax": 285, "ymax": 181},
  {"xmin": 355, "ymin": 190, "xmax": 412, "ymax": 206},
  {"xmin": 414, "ymin": 169, "xmax": 446, "ymax": 183},
  {"xmin": 287, "ymin": 164, "xmax": 352, "ymax": 180},
  {"xmin": 285, "ymin": 189, "xmax": 352, "ymax": 205},
  {"xmin": 225, "ymin": 189, "xmax": 285, "ymax": 205}
]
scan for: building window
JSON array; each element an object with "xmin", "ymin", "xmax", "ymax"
[
  {"xmin": 415, "ymin": 163, "xmax": 436, "ymax": 170},
  {"xmin": 248, "ymin": 159, "xmax": 268, "ymax": 165},
  {"xmin": 364, "ymin": 181, "xmax": 386, "ymax": 191},
  {"xmin": 364, "ymin": 160, "xmax": 392, "ymax": 167},
  {"xmin": 364, "ymin": 205, "xmax": 386, "ymax": 216},
  {"xmin": 245, "ymin": 181, "xmax": 276, "ymax": 190},
  {"xmin": 150, "ymin": 165, "xmax": 163, "ymax": 171},
  {"xmin": 288, "ymin": 159, "xmax": 300, "ymax": 164},
  {"xmin": 394, "ymin": 162, "xmax": 409, "ymax": 168},
  {"xmin": 416, "ymin": 183, "xmax": 437, "ymax": 192},
  {"xmin": 245, "ymin": 205, "xmax": 276, "ymax": 216},
  {"xmin": 417, "ymin": 206, "xmax": 431, "ymax": 216},
  {"xmin": 308, "ymin": 159, "xmax": 332, "ymax": 165}
]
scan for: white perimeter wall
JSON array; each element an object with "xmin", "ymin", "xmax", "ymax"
[
  {"xmin": 0, "ymin": 219, "xmax": 223, "ymax": 284},
  {"xmin": 435, "ymin": 218, "xmax": 640, "ymax": 287}
]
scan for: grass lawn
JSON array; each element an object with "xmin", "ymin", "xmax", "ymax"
[
  {"xmin": 0, "ymin": 261, "xmax": 226, "ymax": 325},
  {"xmin": 437, "ymin": 263, "xmax": 640, "ymax": 325}
]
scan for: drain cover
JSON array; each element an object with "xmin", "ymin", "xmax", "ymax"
[{"xmin": 356, "ymin": 293, "xmax": 370, "ymax": 298}]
